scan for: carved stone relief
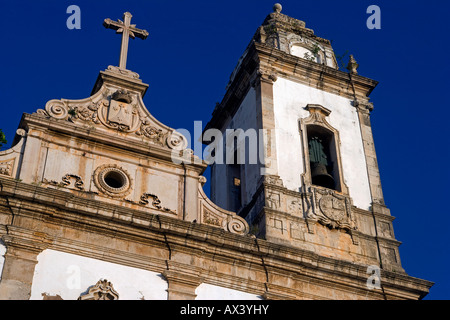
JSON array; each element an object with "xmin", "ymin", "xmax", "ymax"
[
  {"xmin": 203, "ymin": 209, "xmax": 223, "ymax": 227},
  {"xmin": 0, "ymin": 159, "xmax": 14, "ymax": 177},
  {"xmin": 78, "ymin": 279, "xmax": 119, "ymax": 300},
  {"xmin": 287, "ymin": 196, "xmax": 303, "ymax": 216},
  {"xmin": 140, "ymin": 193, "xmax": 176, "ymax": 215},
  {"xmin": 61, "ymin": 174, "xmax": 84, "ymax": 190},
  {"xmin": 379, "ymin": 221, "xmax": 392, "ymax": 238},
  {"xmin": 266, "ymin": 191, "xmax": 281, "ymax": 210},
  {"xmin": 43, "ymin": 174, "xmax": 85, "ymax": 191},
  {"xmin": 310, "ymin": 187, "xmax": 355, "ymax": 231},
  {"xmin": 198, "ymin": 184, "xmax": 249, "ymax": 235}
]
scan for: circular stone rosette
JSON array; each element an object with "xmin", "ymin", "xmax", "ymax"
[{"xmin": 93, "ymin": 164, "xmax": 133, "ymax": 198}]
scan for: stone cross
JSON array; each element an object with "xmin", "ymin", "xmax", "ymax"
[{"xmin": 103, "ymin": 12, "xmax": 149, "ymax": 70}]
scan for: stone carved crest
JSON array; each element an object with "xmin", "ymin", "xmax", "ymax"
[
  {"xmin": 106, "ymin": 100, "xmax": 135, "ymax": 130},
  {"xmin": 35, "ymin": 86, "xmax": 187, "ymax": 150},
  {"xmin": 78, "ymin": 279, "xmax": 119, "ymax": 300},
  {"xmin": 319, "ymin": 193, "xmax": 346, "ymax": 223},
  {"xmin": 96, "ymin": 90, "xmax": 141, "ymax": 133},
  {"xmin": 311, "ymin": 187, "xmax": 355, "ymax": 231}
]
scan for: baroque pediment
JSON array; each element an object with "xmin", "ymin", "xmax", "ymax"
[{"xmin": 35, "ymin": 68, "xmax": 187, "ymax": 151}]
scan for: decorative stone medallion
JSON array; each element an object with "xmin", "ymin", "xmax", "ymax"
[{"xmin": 93, "ymin": 164, "xmax": 132, "ymax": 198}]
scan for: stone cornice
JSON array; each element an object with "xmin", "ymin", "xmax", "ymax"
[
  {"xmin": 91, "ymin": 67, "xmax": 149, "ymax": 97},
  {"xmin": 204, "ymin": 41, "xmax": 378, "ymax": 134},
  {"xmin": 0, "ymin": 177, "xmax": 434, "ymax": 299},
  {"xmin": 20, "ymin": 113, "xmax": 207, "ymax": 173},
  {"xmin": 255, "ymin": 42, "xmax": 378, "ymax": 98}
]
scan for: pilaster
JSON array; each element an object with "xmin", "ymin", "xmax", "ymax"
[
  {"xmin": 163, "ymin": 270, "xmax": 202, "ymax": 300},
  {"xmin": 252, "ymin": 67, "xmax": 279, "ymax": 177},
  {"xmin": 0, "ymin": 235, "xmax": 46, "ymax": 300},
  {"xmin": 356, "ymin": 102, "xmax": 385, "ymax": 205}
]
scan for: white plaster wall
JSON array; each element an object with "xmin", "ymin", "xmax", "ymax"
[
  {"xmin": 0, "ymin": 242, "xmax": 6, "ymax": 281},
  {"xmin": 30, "ymin": 249, "xmax": 168, "ymax": 300},
  {"xmin": 273, "ymin": 77, "xmax": 372, "ymax": 210},
  {"xmin": 195, "ymin": 283, "xmax": 262, "ymax": 300}
]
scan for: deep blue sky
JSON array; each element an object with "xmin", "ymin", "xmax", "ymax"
[{"xmin": 1, "ymin": 0, "xmax": 448, "ymax": 300}]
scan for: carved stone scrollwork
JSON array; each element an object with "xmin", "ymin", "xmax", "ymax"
[
  {"xmin": 136, "ymin": 119, "xmax": 165, "ymax": 145},
  {"xmin": 166, "ymin": 130, "xmax": 188, "ymax": 150},
  {"xmin": 38, "ymin": 100, "xmax": 69, "ymax": 120},
  {"xmin": 74, "ymin": 102, "xmax": 101, "ymax": 123},
  {"xmin": 226, "ymin": 217, "xmax": 248, "ymax": 235},
  {"xmin": 78, "ymin": 279, "xmax": 119, "ymax": 300},
  {"xmin": 198, "ymin": 184, "xmax": 249, "ymax": 235},
  {"xmin": 202, "ymin": 208, "xmax": 248, "ymax": 235},
  {"xmin": 61, "ymin": 174, "xmax": 84, "ymax": 190},
  {"xmin": 35, "ymin": 86, "xmax": 188, "ymax": 152},
  {"xmin": 140, "ymin": 193, "xmax": 176, "ymax": 214}
]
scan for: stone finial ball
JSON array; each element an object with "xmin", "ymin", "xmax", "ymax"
[{"xmin": 273, "ymin": 3, "xmax": 282, "ymax": 13}]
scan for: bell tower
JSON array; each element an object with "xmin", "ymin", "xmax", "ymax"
[{"xmin": 205, "ymin": 3, "xmax": 425, "ymax": 287}]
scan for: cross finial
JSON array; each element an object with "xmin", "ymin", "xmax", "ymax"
[{"xmin": 103, "ymin": 12, "xmax": 149, "ymax": 70}]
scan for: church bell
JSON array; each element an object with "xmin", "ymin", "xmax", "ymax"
[{"xmin": 310, "ymin": 162, "xmax": 335, "ymax": 189}]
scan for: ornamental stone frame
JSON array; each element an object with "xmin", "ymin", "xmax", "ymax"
[{"xmin": 299, "ymin": 104, "xmax": 349, "ymax": 195}]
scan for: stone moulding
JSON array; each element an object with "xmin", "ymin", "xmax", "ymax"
[
  {"xmin": 262, "ymin": 174, "xmax": 358, "ymax": 243},
  {"xmin": 0, "ymin": 177, "xmax": 434, "ymax": 300}
]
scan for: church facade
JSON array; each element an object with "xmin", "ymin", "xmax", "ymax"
[{"xmin": 0, "ymin": 5, "xmax": 433, "ymax": 300}]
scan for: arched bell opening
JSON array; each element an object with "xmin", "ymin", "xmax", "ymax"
[{"xmin": 306, "ymin": 125, "xmax": 341, "ymax": 192}]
